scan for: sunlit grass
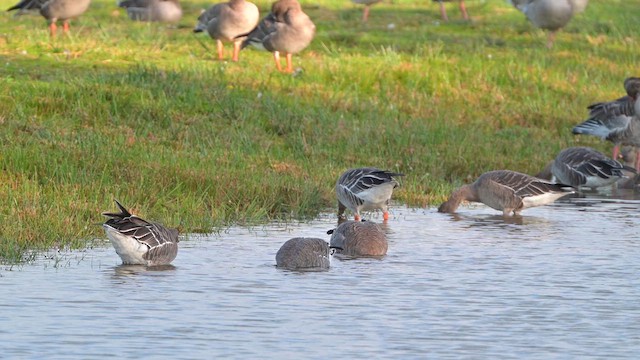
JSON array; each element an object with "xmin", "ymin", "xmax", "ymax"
[{"xmin": 0, "ymin": 0, "xmax": 636, "ymax": 261}]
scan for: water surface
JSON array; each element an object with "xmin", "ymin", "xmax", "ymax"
[{"xmin": 2, "ymin": 192, "xmax": 640, "ymax": 359}]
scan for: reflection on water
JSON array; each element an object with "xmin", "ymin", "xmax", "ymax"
[
  {"xmin": 2, "ymin": 194, "xmax": 640, "ymax": 359},
  {"xmin": 113, "ymin": 264, "xmax": 177, "ymax": 276}
]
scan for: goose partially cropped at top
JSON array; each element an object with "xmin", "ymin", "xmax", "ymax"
[
  {"xmin": 510, "ymin": 0, "xmax": 588, "ymax": 48},
  {"xmin": 433, "ymin": 0, "xmax": 469, "ymax": 22},
  {"xmin": 572, "ymin": 77, "xmax": 640, "ymax": 170},
  {"xmin": 7, "ymin": 0, "xmax": 91, "ymax": 36},
  {"xmin": 275, "ymin": 237, "xmax": 335, "ymax": 270},
  {"xmin": 6, "ymin": 0, "xmax": 41, "ymax": 15},
  {"xmin": 550, "ymin": 147, "xmax": 635, "ymax": 190},
  {"xmin": 194, "ymin": 0, "xmax": 259, "ymax": 62},
  {"xmin": 336, "ymin": 167, "xmax": 404, "ymax": 221},
  {"xmin": 102, "ymin": 200, "xmax": 179, "ymax": 266},
  {"xmin": 240, "ymin": 0, "xmax": 315, "ymax": 73},
  {"xmin": 328, "ymin": 220, "xmax": 388, "ymax": 257},
  {"xmin": 118, "ymin": 0, "xmax": 182, "ymax": 23},
  {"xmin": 438, "ymin": 170, "xmax": 574, "ymax": 216},
  {"xmin": 351, "ymin": 0, "xmax": 381, "ymax": 22}
]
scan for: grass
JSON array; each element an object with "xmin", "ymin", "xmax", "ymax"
[{"xmin": 0, "ymin": 0, "xmax": 636, "ymax": 261}]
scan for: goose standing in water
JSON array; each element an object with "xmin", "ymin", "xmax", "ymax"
[
  {"xmin": 102, "ymin": 200, "xmax": 179, "ymax": 266},
  {"xmin": 510, "ymin": 0, "xmax": 588, "ymax": 48},
  {"xmin": 7, "ymin": 0, "xmax": 91, "ymax": 36},
  {"xmin": 240, "ymin": 0, "xmax": 315, "ymax": 73},
  {"xmin": 550, "ymin": 147, "xmax": 635, "ymax": 190},
  {"xmin": 351, "ymin": 0, "xmax": 381, "ymax": 22},
  {"xmin": 336, "ymin": 167, "xmax": 404, "ymax": 221},
  {"xmin": 194, "ymin": 0, "xmax": 259, "ymax": 62},
  {"xmin": 438, "ymin": 170, "xmax": 574, "ymax": 216},
  {"xmin": 572, "ymin": 77, "xmax": 640, "ymax": 170},
  {"xmin": 328, "ymin": 221, "xmax": 387, "ymax": 257},
  {"xmin": 433, "ymin": 0, "xmax": 469, "ymax": 22},
  {"xmin": 275, "ymin": 237, "xmax": 333, "ymax": 270},
  {"xmin": 118, "ymin": 0, "xmax": 182, "ymax": 23}
]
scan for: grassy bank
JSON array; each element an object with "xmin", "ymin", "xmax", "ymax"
[{"xmin": 0, "ymin": 0, "xmax": 636, "ymax": 261}]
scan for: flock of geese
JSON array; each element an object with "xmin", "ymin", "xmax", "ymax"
[
  {"xmin": 8, "ymin": 0, "xmax": 592, "ymax": 72},
  {"xmin": 8, "ymin": 0, "xmax": 633, "ymax": 269},
  {"xmin": 102, "ymin": 76, "xmax": 640, "ymax": 270}
]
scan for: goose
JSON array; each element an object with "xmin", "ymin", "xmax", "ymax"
[
  {"xmin": 351, "ymin": 0, "xmax": 381, "ymax": 22},
  {"xmin": 240, "ymin": 0, "xmax": 315, "ymax": 73},
  {"xmin": 118, "ymin": 0, "xmax": 182, "ymax": 23},
  {"xmin": 6, "ymin": 0, "xmax": 41, "ymax": 15},
  {"xmin": 194, "ymin": 0, "xmax": 259, "ymax": 62},
  {"xmin": 550, "ymin": 147, "xmax": 635, "ymax": 190},
  {"xmin": 433, "ymin": 0, "xmax": 469, "ymax": 22},
  {"xmin": 328, "ymin": 220, "xmax": 388, "ymax": 257},
  {"xmin": 572, "ymin": 77, "xmax": 640, "ymax": 170},
  {"xmin": 437, "ymin": 170, "xmax": 574, "ymax": 216},
  {"xmin": 336, "ymin": 167, "xmax": 404, "ymax": 221},
  {"xmin": 7, "ymin": 0, "xmax": 91, "ymax": 36},
  {"xmin": 275, "ymin": 237, "xmax": 333, "ymax": 270},
  {"xmin": 510, "ymin": 0, "xmax": 588, "ymax": 48},
  {"xmin": 102, "ymin": 200, "xmax": 179, "ymax": 266}
]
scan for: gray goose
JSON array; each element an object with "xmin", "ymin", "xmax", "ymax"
[
  {"xmin": 550, "ymin": 147, "xmax": 635, "ymax": 190},
  {"xmin": 350, "ymin": 0, "xmax": 382, "ymax": 22},
  {"xmin": 102, "ymin": 200, "xmax": 179, "ymax": 266},
  {"xmin": 7, "ymin": 0, "xmax": 91, "ymax": 36},
  {"xmin": 336, "ymin": 167, "xmax": 404, "ymax": 221},
  {"xmin": 328, "ymin": 220, "xmax": 387, "ymax": 257},
  {"xmin": 118, "ymin": 0, "xmax": 182, "ymax": 23},
  {"xmin": 433, "ymin": 0, "xmax": 469, "ymax": 21},
  {"xmin": 510, "ymin": 0, "xmax": 588, "ymax": 48},
  {"xmin": 240, "ymin": 0, "xmax": 315, "ymax": 73},
  {"xmin": 194, "ymin": 0, "xmax": 259, "ymax": 62},
  {"xmin": 275, "ymin": 237, "xmax": 334, "ymax": 270},
  {"xmin": 572, "ymin": 77, "xmax": 640, "ymax": 170},
  {"xmin": 438, "ymin": 170, "xmax": 574, "ymax": 216}
]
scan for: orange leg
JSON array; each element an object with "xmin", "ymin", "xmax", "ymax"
[
  {"xmin": 546, "ymin": 31, "xmax": 557, "ymax": 49},
  {"xmin": 49, "ymin": 22, "xmax": 57, "ymax": 37},
  {"xmin": 354, "ymin": 214, "xmax": 361, "ymax": 221},
  {"xmin": 383, "ymin": 211, "xmax": 390, "ymax": 221},
  {"xmin": 612, "ymin": 145, "xmax": 621, "ymax": 161},
  {"xmin": 273, "ymin": 51, "xmax": 282, "ymax": 72},
  {"xmin": 285, "ymin": 53, "xmax": 293, "ymax": 73},
  {"xmin": 362, "ymin": 5, "xmax": 370, "ymax": 22},
  {"xmin": 216, "ymin": 39, "xmax": 224, "ymax": 60},
  {"xmin": 459, "ymin": 1, "xmax": 469, "ymax": 20},
  {"xmin": 63, "ymin": 21, "xmax": 70, "ymax": 33},
  {"xmin": 232, "ymin": 40, "xmax": 241, "ymax": 62},
  {"xmin": 438, "ymin": 2, "xmax": 448, "ymax": 21}
]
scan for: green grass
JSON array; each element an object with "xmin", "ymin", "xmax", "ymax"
[{"xmin": 0, "ymin": 0, "xmax": 636, "ymax": 261}]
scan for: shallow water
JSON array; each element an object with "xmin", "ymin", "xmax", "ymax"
[{"xmin": 2, "ymin": 191, "xmax": 640, "ymax": 359}]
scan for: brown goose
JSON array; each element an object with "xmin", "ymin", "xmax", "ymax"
[
  {"xmin": 550, "ymin": 147, "xmax": 635, "ymax": 190},
  {"xmin": 275, "ymin": 237, "xmax": 333, "ymax": 270},
  {"xmin": 7, "ymin": 0, "xmax": 91, "ymax": 36},
  {"xmin": 102, "ymin": 200, "xmax": 179, "ymax": 266},
  {"xmin": 240, "ymin": 0, "xmax": 315, "ymax": 73},
  {"xmin": 351, "ymin": 0, "xmax": 382, "ymax": 22},
  {"xmin": 336, "ymin": 167, "xmax": 404, "ymax": 221},
  {"xmin": 510, "ymin": 0, "xmax": 588, "ymax": 48},
  {"xmin": 438, "ymin": 170, "xmax": 574, "ymax": 216},
  {"xmin": 572, "ymin": 77, "xmax": 640, "ymax": 170},
  {"xmin": 194, "ymin": 0, "xmax": 259, "ymax": 62},
  {"xmin": 328, "ymin": 220, "xmax": 388, "ymax": 257},
  {"xmin": 118, "ymin": 0, "xmax": 182, "ymax": 23},
  {"xmin": 433, "ymin": 0, "xmax": 469, "ymax": 21}
]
